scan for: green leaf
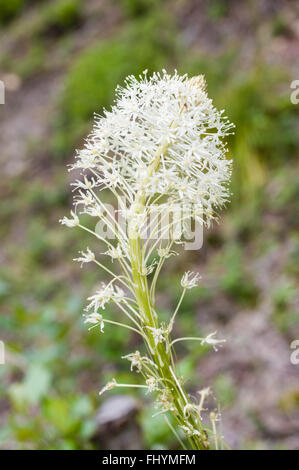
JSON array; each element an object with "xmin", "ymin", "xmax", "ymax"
[{"xmin": 23, "ymin": 364, "xmax": 52, "ymax": 404}]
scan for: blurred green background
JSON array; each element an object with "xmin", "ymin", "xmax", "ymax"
[{"xmin": 0, "ymin": 0, "xmax": 298, "ymax": 450}]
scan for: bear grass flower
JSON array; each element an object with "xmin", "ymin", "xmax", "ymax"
[
  {"xmin": 61, "ymin": 70, "xmax": 233, "ymax": 450},
  {"xmin": 181, "ymin": 271, "xmax": 201, "ymax": 290}
]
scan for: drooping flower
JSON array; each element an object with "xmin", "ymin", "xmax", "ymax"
[
  {"xmin": 122, "ymin": 350, "xmax": 143, "ymax": 372},
  {"xmin": 200, "ymin": 331, "xmax": 226, "ymax": 351},
  {"xmin": 59, "ymin": 210, "xmax": 79, "ymax": 228},
  {"xmin": 99, "ymin": 378, "xmax": 117, "ymax": 396},
  {"xmin": 84, "ymin": 312, "xmax": 105, "ymax": 332}
]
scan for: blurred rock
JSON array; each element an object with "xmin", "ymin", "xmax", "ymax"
[{"xmin": 94, "ymin": 395, "xmax": 143, "ymax": 450}]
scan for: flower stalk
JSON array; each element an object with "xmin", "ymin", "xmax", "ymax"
[{"xmin": 61, "ymin": 70, "xmax": 234, "ymax": 449}]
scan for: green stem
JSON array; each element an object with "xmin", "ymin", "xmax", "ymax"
[
  {"xmin": 126, "ymin": 138, "xmax": 210, "ymax": 450},
  {"xmin": 128, "ymin": 233, "xmax": 209, "ymax": 450}
]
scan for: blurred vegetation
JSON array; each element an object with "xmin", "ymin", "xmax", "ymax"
[
  {"xmin": 39, "ymin": 0, "xmax": 82, "ymax": 37},
  {"xmin": 0, "ymin": 0, "xmax": 24, "ymax": 26},
  {"xmin": 0, "ymin": 0, "xmax": 298, "ymax": 450}
]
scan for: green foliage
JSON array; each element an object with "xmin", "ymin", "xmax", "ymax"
[
  {"xmin": 120, "ymin": 0, "xmax": 159, "ymax": 18},
  {"xmin": 0, "ymin": 0, "xmax": 24, "ymax": 26},
  {"xmin": 214, "ymin": 374, "xmax": 236, "ymax": 407},
  {"xmin": 14, "ymin": 43, "xmax": 46, "ymax": 78},
  {"xmin": 219, "ymin": 244, "xmax": 259, "ymax": 305},
  {"xmin": 10, "ymin": 364, "xmax": 52, "ymax": 406},
  {"xmin": 140, "ymin": 404, "xmax": 177, "ymax": 449},
  {"xmin": 279, "ymin": 389, "xmax": 299, "ymax": 413},
  {"xmin": 207, "ymin": 0, "xmax": 229, "ymax": 20},
  {"xmin": 40, "ymin": 0, "xmax": 82, "ymax": 36},
  {"xmin": 218, "ymin": 67, "xmax": 298, "ymax": 201},
  {"xmin": 271, "ymin": 279, "xmax": 298, "ymax": 333},
  {"xmin": 272, "ymin": 279, "xmax": 296, "ymax": 309}
]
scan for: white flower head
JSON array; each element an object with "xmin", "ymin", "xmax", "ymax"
[
  {"xmin": 181, "ymin": 271, "xmax": 201, "ymax": 289},
  {"xmin": 139, "ymin": 261, "xmax": 156, "ymax": 276},
  {"xmin": 69, "ymin": 70, "xmax": 233, "ymax": 231}
]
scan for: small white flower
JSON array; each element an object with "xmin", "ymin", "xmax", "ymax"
[
  {"xmin": 147, "ymin": 326, "xmax": 168, "ymax": 346},
  {"xmin": 181, "ymin": 271, "xmax": 201, "ymax": 289},
  {"xmin": 59, "ymin": 210, "xmax": 79, "ymax": 228},
  {"xmin": 122, "ymin": 351, "xmax": 143, "ymax": 372},
  {"xmin": 74, "ymin": 247, "xmax": 95, "ymax": 267},
  {"xmin": 183, "ymin": 403, "xmax": 199, "ymax": 419},
  {"xmin": 197, "ymin": 386, "xmax": 211, "ymax": 416},
  {"xmin": 84, "ymin": 312, "xmax": 105, "ymax": 332},
  {"xmin": 139, "ymin": 261, "xmax": 156, "ymax": 276},
  {"xmin": 180, "ymin": 424, "xmax": 202, "ymax": 437},
  {"xmin": 71, "ymin": 176, "xmax": 97, "ymax": 191},
  {"xmin": 85, "ymin": 283, "xmax": 114, "ymax": 311},
  {"xmin": 99, "ymin": 378, "xmax": 117, "ymax": 396},
  {"xmin": 201, "ymin": 331, "xmax": 226, "ymax": 351},
  {"xmin": 154, "ymin": 388, "xmax": 175, "ymax": 414},
  {"xmin": 102, "ymin": 167, "xmax": 122, "ymax": 188},
  {"xmin": 122, "ymin": 351, "xmax": 156, "ymax": 372},
  {"xmin": 84, "ymin": 205, "xmax": 103, "ymax": 217},
  {"xmin": 104, "ymin": 244, "xmax": 124, "ymax": 260},
  {"xmin": 74, "ymin": 189, "xmax": 94, "ymax": 208}
]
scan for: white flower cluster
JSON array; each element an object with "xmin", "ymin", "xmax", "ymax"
[{"xmin": 68, "ymin": 70, "xmax": 233, "ymax": 230}]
